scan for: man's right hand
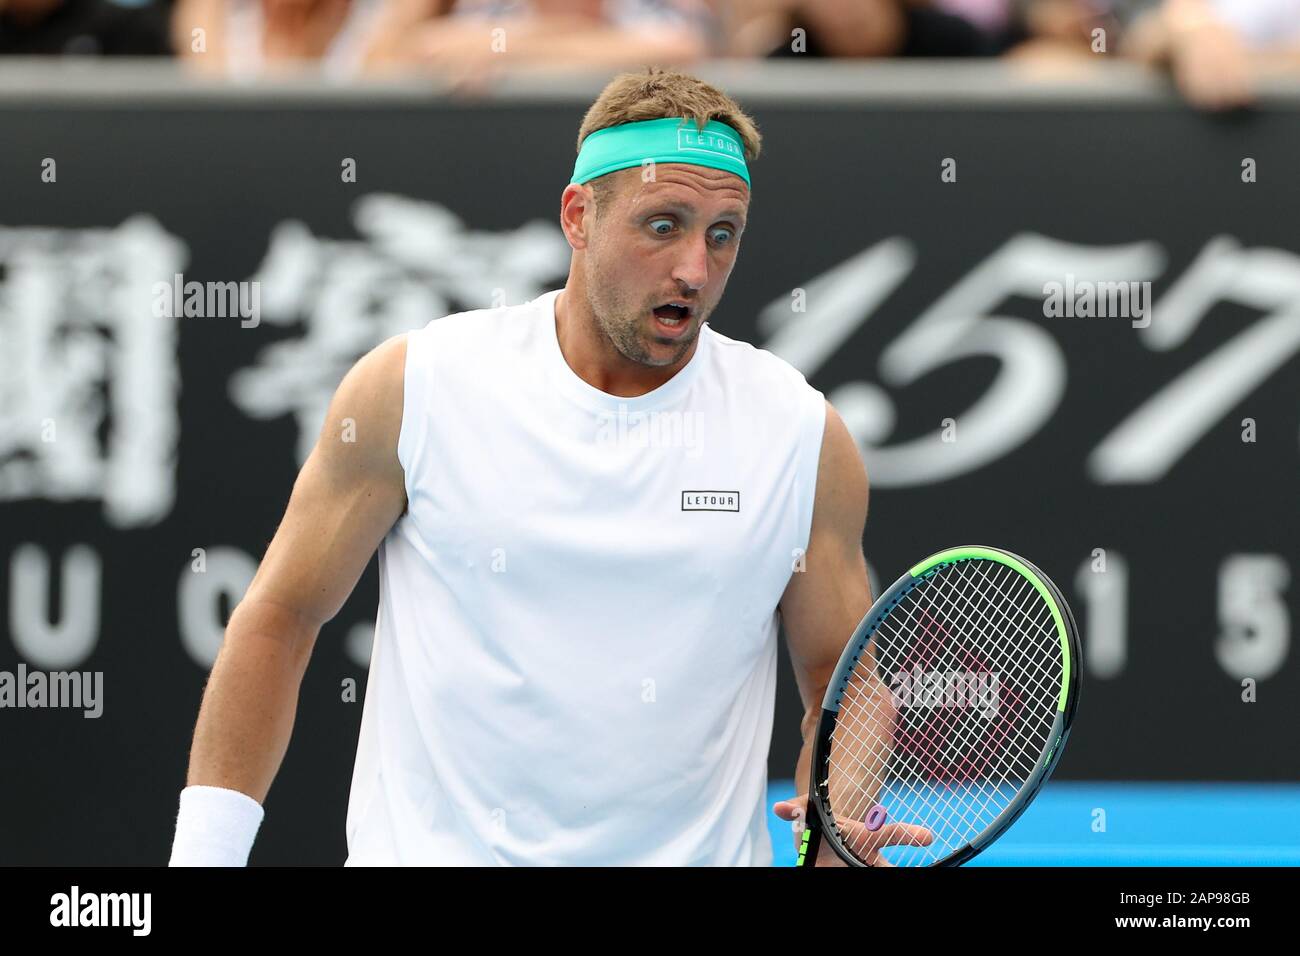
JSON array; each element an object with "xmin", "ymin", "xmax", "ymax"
[{"xmin": 774, "ymin": 793, "xmax": 934, "ymax": 867}]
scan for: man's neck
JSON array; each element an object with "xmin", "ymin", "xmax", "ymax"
[{"xmin": 553, "ymin": 287, "xmax": 698, "ymax": 398}]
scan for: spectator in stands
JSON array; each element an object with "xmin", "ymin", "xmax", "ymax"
[
  {"xmin": 732, "ymin": 0, "xmax": 999, "ymax": 58},
  {"xmin": 170, "ymin": 0, "xmax": 388, "ymax": 76},
  {"xmin": 0, "ymin": 0, "xmax": 172, "ymax": 54},
  {"xmin": 738, "ymin": 0, "xmax": 1123, "ymax": 60},
  {"xmin": 358, "ymin": 0, "xmax": 717, "ymax": 79},
  {"xmin": 1124, "ymin": 0, "xmax": 1300, "ymax": 109}
]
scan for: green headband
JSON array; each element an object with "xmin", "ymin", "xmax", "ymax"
[{"xmin": 571, "ymin": 117, "xmax": 751, "ymax": 188}]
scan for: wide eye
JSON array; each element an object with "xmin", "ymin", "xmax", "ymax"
[
  {"xmin": 710, "ymin": 226, "xmax": 736, "ymax": 245},
  {"xmin": 649, "ymin": 218, "xmax": 674, "ymax": 236}
]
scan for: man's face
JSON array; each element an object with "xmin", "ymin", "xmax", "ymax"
[{"xmin": 581, "ymin": 163, "xmax": 749, "ymax": 369}]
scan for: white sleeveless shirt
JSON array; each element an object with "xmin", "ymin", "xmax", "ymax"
[{"xmin": 345, "ymin": 289, "xmax": 826, "ymax": 865}]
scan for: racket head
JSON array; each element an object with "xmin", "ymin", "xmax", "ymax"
[{"xmin": 796, "ymin": 545, "xmax": 1081, "ymax": 867}]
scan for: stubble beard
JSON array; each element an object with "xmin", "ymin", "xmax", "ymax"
[{"xmin": 583, "ymin": 258, "xmax": 700, "ymax": 370}]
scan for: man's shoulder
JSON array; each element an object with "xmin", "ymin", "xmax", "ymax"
[
  {"xmin": 411, "ymin": 302, "xmax": 533, "ymax": 340},
  {"xmin": 702, "ymin": 325, "xmax": 819, "ymax": 396},
  {"xmin": 408, "ymin": 294, "xmax": 552, "ymax": 353}
]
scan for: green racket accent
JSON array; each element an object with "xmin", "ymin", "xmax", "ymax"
[
  {"xmin": 796, "ymin": 828, "xmax": 811, "ymax": 866},
  {"xmin": 909, "ymin": 546, "xmax": 1071, "ymax": 713}
]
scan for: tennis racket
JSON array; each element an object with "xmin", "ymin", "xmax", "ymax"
[{"xmin": 795, "ymin": 545, "xmax": 1081, "ymax": 867}]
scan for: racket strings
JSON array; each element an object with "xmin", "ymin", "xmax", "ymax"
[
  {"xmin": 836, "ymin": 565, "xmax": 1046, "ymax": 808},
  {"xmin": 852, "ymin": 562, "xmax": 1056, "ymax": 861},
  {"xmin": 828, "ymin": 565, "xmax": 1056, "ymax": 864},
  {"xmin": 899, "ymin": 563, "xmax": 1058, "ymax": 766},
  {"xmin": 821, "ymin": 558, "xmax": 1063, "ymax": 865},
  {"xmin": 830, "ymin": 647, "xmax": 1019, "ymax": 856},
  {"xmin": 831, "ymin": 658, "xmax": 1031, "ymax": 857},
  {"xmin": 869, "ymin": 563, "xmax": 1057, "ymax": 861},
  {"xmin": 891, "ymin": 564, "xmax": 1054, "ymax": 776}
]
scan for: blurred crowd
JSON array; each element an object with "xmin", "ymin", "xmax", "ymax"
[{"xmin": 2, "ymin": 0, "xmax": 1300, "ymax": 108}]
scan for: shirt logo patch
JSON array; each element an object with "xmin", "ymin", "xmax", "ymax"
[{"xmin": 681, "ymin": 490, "xmax": 740, "ymax": 512}]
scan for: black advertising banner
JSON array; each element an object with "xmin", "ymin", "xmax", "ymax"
[{"xmin": 1, "ymin": 88, "xmax": 1297, "ymax": 864}]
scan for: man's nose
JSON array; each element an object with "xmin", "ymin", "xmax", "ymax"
[{"xmin": 670, "ymin": 232, "xmax": 709, "ymax": 292}]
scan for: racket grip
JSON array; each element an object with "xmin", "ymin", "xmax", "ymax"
[{"xmin": 796, "ymin": 813, "xmax": 823, "ymax": 867}]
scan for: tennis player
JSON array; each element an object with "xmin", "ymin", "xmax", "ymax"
[{"xmin": 168, "ymin": 67, "xmax": 930, "ymax": 866}]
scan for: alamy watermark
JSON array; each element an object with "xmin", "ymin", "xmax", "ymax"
[
  {"xmin": 1042, "ymin": 274, "xmax": 1151, "ymax": 328},
  {"xmin": 0, "ymin": 664, "xmax": 103, "ymax": 718},
  {"xmin": 595, "ymin": 404, "xmax": 703, "ymax": 457},
  {"xmin": 889, "ymin": 668, "xmax": 1000, "ymax": 719},
  {"xmin": 50, "ymin": 886, "xmax": 150, "ymax": 935},
  {"xmin": 152, "ymin": 273, "xmax": 260, "ymax": 328}
]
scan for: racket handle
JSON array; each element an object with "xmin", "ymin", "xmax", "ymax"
[{"xmin": 795, "ymin": 813, "xmax": 823, "ymax": 867}]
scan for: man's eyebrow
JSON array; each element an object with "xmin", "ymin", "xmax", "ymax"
[{"xmin": 644, "ymin": 199, "xmax": 747, "ymax": 223}]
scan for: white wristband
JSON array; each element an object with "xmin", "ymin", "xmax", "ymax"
[{"xmin": 168, "ymin": 785, "xmax": 265, "ymax": 867}]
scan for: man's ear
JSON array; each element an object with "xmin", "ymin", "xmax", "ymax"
[{"xmin": 560, "ymin": 183, "xmax": 594, "ymax": 251}]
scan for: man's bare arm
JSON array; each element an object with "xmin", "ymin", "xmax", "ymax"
[
  {"xmin": 773, "ymin": 401, "xmax": 932, "ymax": 864},
  {"xmin": 183, "ymin": 334, "xmax": 409, "ymax": 804},
  {"xmin": 777, "ymin": 401, "xmax": 874, "ymax": 813}
]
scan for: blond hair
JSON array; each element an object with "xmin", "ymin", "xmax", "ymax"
[{"xmin": 576, "ymin": 68, "xmax": 762, "ymax": 212}]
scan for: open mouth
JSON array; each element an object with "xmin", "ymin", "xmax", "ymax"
[{"xmin": 652, "ymin": 302, "xmax": 692, "ymax": 331}]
